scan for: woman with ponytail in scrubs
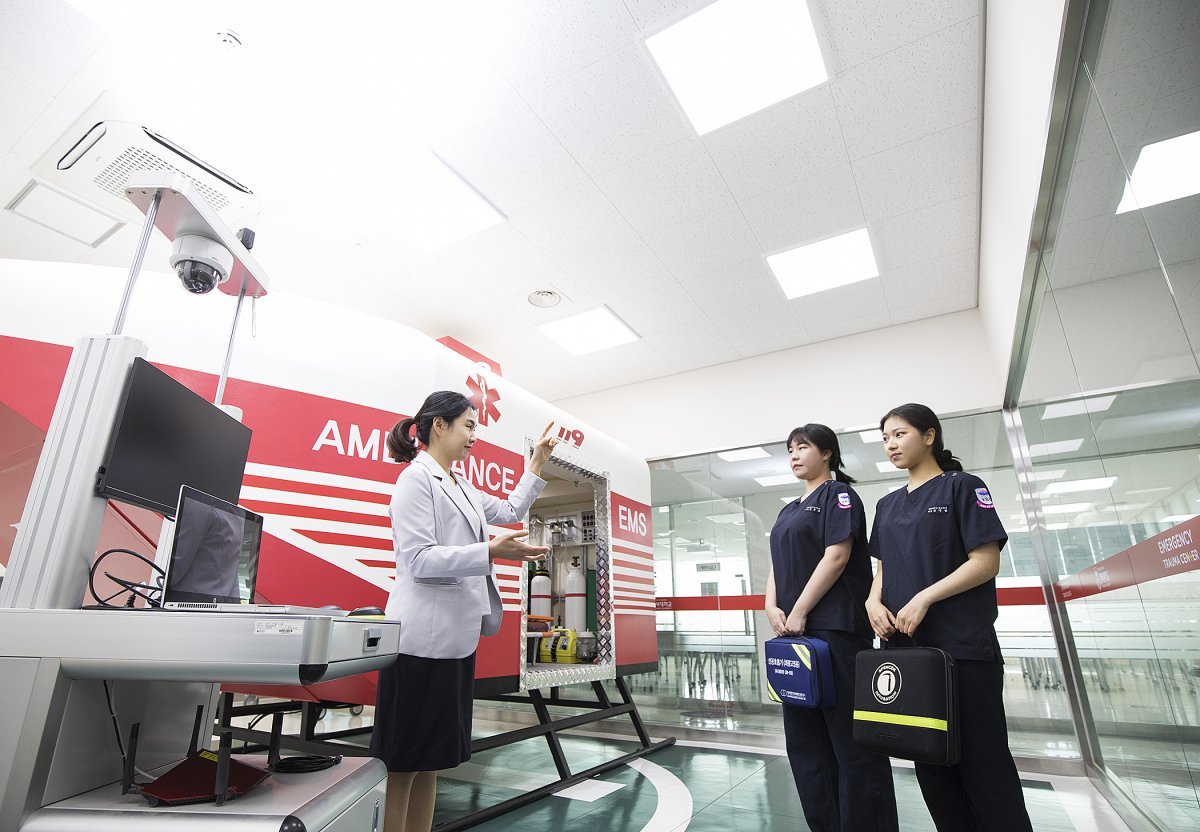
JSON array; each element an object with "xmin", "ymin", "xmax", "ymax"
[
  {"xmin": 766, "ymin": 423, "xmax": 898, "ymax": 832},
  {"xmin": 866, "ymin": 403, "xmax": 1032, "ymax": 832}
]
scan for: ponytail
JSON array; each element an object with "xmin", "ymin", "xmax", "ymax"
[
  {"xmin": 935, "ymin": 446, "xmax": 963, "ymax": 472},
  {"xmin": 785, "ymin": 423, "xmax": 857, "ymax": 484},
  {"xmin": 387, "ymin": 391, "xmax": 475, "ymax": 464},
  {"xmin": 879, "ymin": 403, "xmax": 962, "ymax": 472},
  {"xmin": 387, "ymin": 417, "xmax": 419, "ymax": 463}
]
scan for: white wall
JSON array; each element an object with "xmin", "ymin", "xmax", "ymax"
[
  {"xmin": 978, "ymin": 0, "xmax": 1068, "ymax": 390},
  {"xmin": 554, "ymin": 309, "xmax": 1004, "ymax": 460}
]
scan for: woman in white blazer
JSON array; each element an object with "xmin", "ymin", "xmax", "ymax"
[{"xmin": 370, "ymin": 390, "xmax": 557, "ymax": 832}]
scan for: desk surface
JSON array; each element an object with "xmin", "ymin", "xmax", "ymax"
[{"xmin": 0, "ymin": 608, "xmax": 400, "ymax": 685}]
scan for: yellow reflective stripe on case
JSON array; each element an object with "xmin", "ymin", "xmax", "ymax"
[
  {"xmin": 767, "ymin": 681, "xmax": 782, "ymax": 703},
  {"xmin": 853, "ymin": 710, "xmax": 948, "ymax": 732},
  {"xmin": 792, "ymin": 643, "xmax": 812, "ymax": 669}
]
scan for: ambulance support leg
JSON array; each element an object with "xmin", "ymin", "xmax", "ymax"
[{"xmin": 914, "ymin": 659, "xmax": 1033, "ymax": 832}]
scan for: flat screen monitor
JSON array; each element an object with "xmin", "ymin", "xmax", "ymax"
[
  {"xmin": 162, "ymin": 486, "xmax": 262, "ymax": 605},
  {"xmin": 96, "ymin": 358, "xmax": 252, "ymax": 516}
]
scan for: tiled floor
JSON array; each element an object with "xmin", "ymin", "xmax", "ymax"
[
  {"xmin": 431, "ymin": 731, "xmax": 1133, "ymax": 832},
  {"xmin": 235, "ymin": 671, "xmax": 1198, "ymax": 831}
]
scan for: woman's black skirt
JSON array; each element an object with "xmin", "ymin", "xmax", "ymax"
[{"xmin": 370, "ymin": 652, "xmax": 476, "ymax": 772}]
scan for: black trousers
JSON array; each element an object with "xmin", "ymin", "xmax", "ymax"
[
  {"xmin": 914, "ymin": 659, "xmax": 1034, "ymax": 832},
  {"xmin": 782, "ymin": 629, "xmax": 898, "ymax": 832}
]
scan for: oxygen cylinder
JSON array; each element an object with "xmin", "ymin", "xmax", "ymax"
[
  {"xmin": 530, "ymin": 564, "xmax": 552, "ymax": 619},
  {"xmin": 565, "ymin": 555, "xmax": 586, "ymax": 633}
]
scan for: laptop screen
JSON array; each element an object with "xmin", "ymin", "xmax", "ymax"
[{"xmin": 162, "ymin": 486, "xmax": 263, "ymax": 606}]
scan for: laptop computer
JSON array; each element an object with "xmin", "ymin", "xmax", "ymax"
[{"xmin": 161, "ymin": 485, "xmax": 347, "ymax": 617}]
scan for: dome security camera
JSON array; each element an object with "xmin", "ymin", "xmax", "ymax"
[{"xmin": 169, "ymin": 235, "xmax": 234, "ymax": 294}]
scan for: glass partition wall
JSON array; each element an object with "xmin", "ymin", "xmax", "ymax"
[
  {"xmin": 1005, "ymin": 0, "xmax": 1200, "ymax": 828},
  {"xmin": 644, "ymin": 413, "xmax": 1078, "ymax": 761}
]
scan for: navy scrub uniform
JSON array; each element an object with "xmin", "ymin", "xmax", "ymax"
[
  {"xmin": 770, "ymin": 480, "xmax": 898, "ymax": 832},
  {"xmin": 869, "ymin": 471, "xmax": 1033, "ymax": 832}
]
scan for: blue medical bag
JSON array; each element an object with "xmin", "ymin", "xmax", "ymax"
[{"xmin": 764, "ymin": 636, "xmax": 835, "ymax": 708}]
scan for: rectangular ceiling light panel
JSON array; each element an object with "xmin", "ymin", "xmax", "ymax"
[
  {"xmin": 6, "ymin": 180, "xmax": 124, "ymax": 246},
  {"xmin": 405, "ymin": 153, "xmax": 505, "ymax": 252},
  {"xmin": 1116, "ymin": 131, "xmax": 1200, "ymax": 213},
  {"xmin": 755, "ymin": 473, "xmax": 797, "ymax": 487},
  {"xmin": 1027, "ymin": 439, "xmax": 1084, "ymax": 457},
  {"xmin": 537, "ymin": 306, "xmax": 639, "ymax": 355},
  {"xmin": 717, "ymin": 446, "xmax": 770, "ymax": 461},
  {"xmin": 1043, "ymin": 477, "xmax": 1117, "ymax": 495},
  {"xmin": 1041, "ymin": 395, "xmax": 1117, "ymax": 420},
  {"xmin": 767, "ymin": 228, "xmax": 879, "ymax": 299},
  {"xmin": 646, "ymin": 0, "xmax": 828, "ymax": 134}
]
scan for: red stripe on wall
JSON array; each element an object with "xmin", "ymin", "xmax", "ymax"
[
  {"xmin": 243, "ymin": 474, "xmax": 391, "ymax": 505},
  {"xmin": 612, "ymin": 571, "xmax": 655, "ymax": 586},
  {"xmin": 655, "ymin": 588, "xmax": 1045, "ymax": 612},
  {"xmin": 242, "ymin": 501, "xmax": 390, "ymax": 528},
  {"xmin": 297, "ymin": 529, "xmax": 394, "ymax": 551},
  {"xmin": 612, "ymin": 543, "xmax": 652, "ymax": 558},
  {"xmin": 613, "ymin": 556, "xmax": 653, "ymax": 572}
]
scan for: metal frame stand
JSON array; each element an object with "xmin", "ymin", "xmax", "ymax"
[{"xmin": 217, "ymin": 675, "xmax": 673, "ymax": 830}]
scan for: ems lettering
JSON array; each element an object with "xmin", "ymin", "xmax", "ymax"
[
  {"xmin": 618, "ymin": 505, "xmax": 647, "ymax": 537},
  {"xmin": 312, "ymin": 420, "xmax": 396, "ymax": 462}
]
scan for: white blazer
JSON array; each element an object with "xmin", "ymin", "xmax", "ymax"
[{"xmin": 384, "ymin": 451, "xmax": 546, "ymax": 659}]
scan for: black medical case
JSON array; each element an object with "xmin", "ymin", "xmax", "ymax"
[{"xmin": 853, "ymin": 646, "xmax": 959, "ymax": 765}]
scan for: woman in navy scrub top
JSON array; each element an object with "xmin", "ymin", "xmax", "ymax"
[
  {"xmin": 866, "ymin": 403, "xmax": 1033, "ymax": 832},
  {"xmin": 766, "ymin": 424, "xmax": 898, "ymax": 832}
]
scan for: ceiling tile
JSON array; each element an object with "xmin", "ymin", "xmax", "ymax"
[
  {"xmin": 1059, "ymin": 152, "xmax": 1128, "ymax": 225},
  {"xmin": 622, "ymin": 0, "xmax": 717, "ymax": 34},
  {"xmin": 703, "ymin": 85, "xmax": 848, "ymax": 200},
  {"xmin": 1159, "ymin": 40, "xmax": 1200, "ymax": 98},
  {"xmin": 812, "ymin": 0, "xmax": 980, "ymax": 74},
  {"xmin": 641, "ymin": 319, "xmax": 741, "ymax": 373},
  {"xmin": 1090, "ymin": 52, "xmax": 1174, "ymax": 113},
  {"xmin": 556, "ymin": 237, "xmax": 678, "ymax": 298},
  {"xmin": 0, "ymin": 67, "xmax": 48, "ymax": 157},
  {"xmin": 870, "ymin": 193, "xmax": 978, "ymax": 272},
  {"xmin": 1045, "ymin": 215, "xmax": 1110, "ymax": 288},
  {"xmin": 508, "ymin": 180, "xmax": 637, "ymax": 262},
  {"xmin": 794, "ymin": 277, "xmax": 888, "ymax": 335},
  {"xmin": 434, "ymin": 102, "xmax": 588, "ymax": 215},
  {"xmin": 888, "ymin": 286, "xmax": 976, "ymax": 325},
  {"xmin": 881, "ymin": 247, "xmax": 977, "ymax": 323},
  {"xmin": 1071, "ymin": 94, "xmax": 1150, "ymax": 164},
  {"xmin": 644, "ymin": 203, "xmax": 763, "ymax": 279},
  {"xmin": 830, "ymin": 15, "xmax": 980, "ymax": 160},
  {"xmin": 475, "ymin": 0, "xmax": 642, "ymax": 101},
  {"xmin": 0, "ymin": 0, "xmax": 105, "ymax": 95},
  {"xmin": 712, "ymin": 300, "xmax": 811, "ymax": 357},
  {"xmin": 1141, "ymin": 83, "xmax": 1200, "ymax": 150},
  {"xmin": 1094, "ymin": 0, "xmax": 1195, "ymax": 75},
  {"xmin": 1090, "ymin": 212, "xmax": 1165, "ymax": 282},
  {"xmin": 802, "ymin": 302, "xmax": 893, "ymax": 342},
  {"xmin": 605, "ymin": 278, "xmax": 711, "ymax": 336},
  {"xmin": 595, "ymin": 137, "xmax": 735, "ymax": 234},
  {"xmin": 1141, "ymin": 194, "xmax": 1200, "ymax": 266},
  {"xmin": 852, "ymin": 119, "xmax": 979, "ymax": 222},
  {"xmin": 439, "ymin": 223, "xmax": 561, "ymax": 289},
  {"xmin": 526, "ymin": 42, "xmax": 693, "ymax": 177},
  {"xmin": 738, "ymin": 164, "xmax": 865, "ymax": 254},
  {"xmin": 685, "ymin": 259, "xmax": 788, "ymax": 318}
]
